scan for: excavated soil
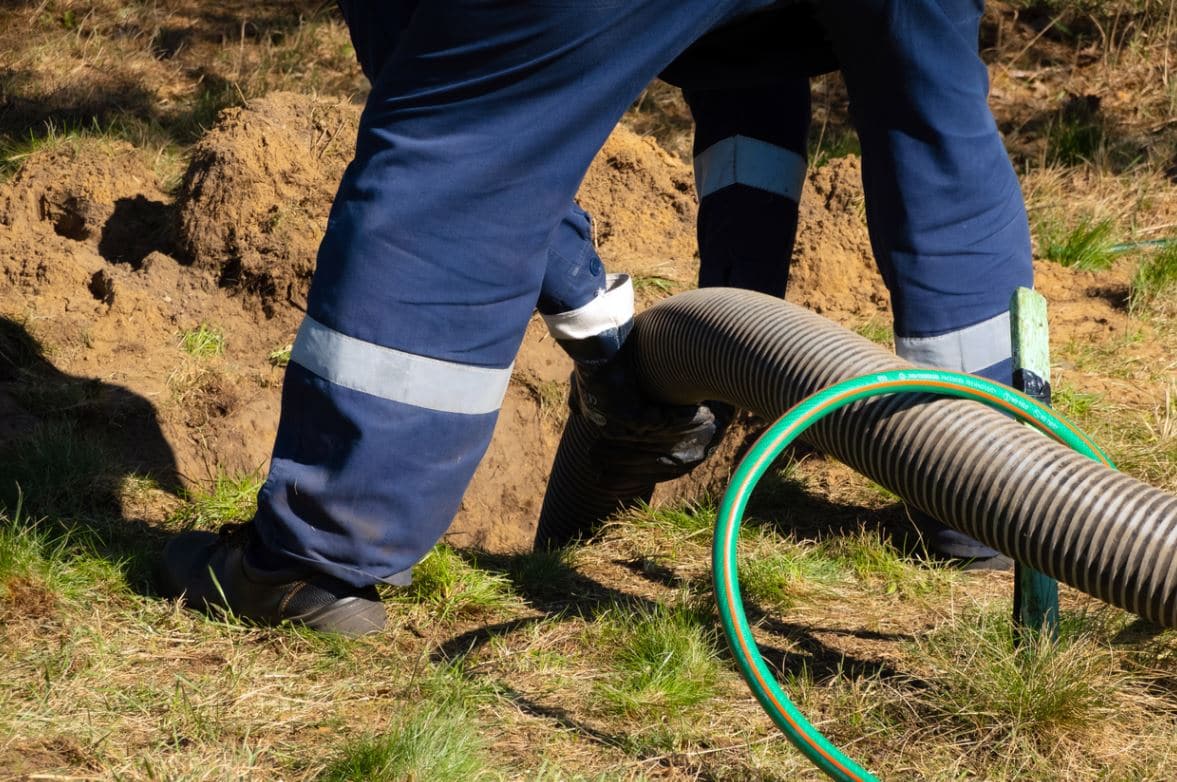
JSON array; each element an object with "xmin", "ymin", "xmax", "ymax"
[{"xmin": 0, "ymin": 92, "xmax": 1165, "ymax": 551}]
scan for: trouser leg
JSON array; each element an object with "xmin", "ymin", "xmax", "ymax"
[
  {"xmin": 685, "ymin": 80, "xmax": 812, "ymax": 298},
  {"xmin": 815, "ymin": 0, "xmax": 1030, "ymax": 561},
  {"xmin": 813, "ymin": 0, "xmax": 1032, "ymax": 382},
  {"xmin": 251, "ymin": 0, "xmax": 782, "ymax": 587}
]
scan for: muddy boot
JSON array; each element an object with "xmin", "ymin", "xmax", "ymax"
[{"xmin": 157, "ymin": 523, "xmax": 387, "ymax": 636}]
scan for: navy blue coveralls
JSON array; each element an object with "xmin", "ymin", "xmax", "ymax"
[{"xmin": 249, "ymin": 0, "xmax": 1033, "ymax": 586}]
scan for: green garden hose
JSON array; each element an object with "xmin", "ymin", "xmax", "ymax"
[{"xmin": 713, "ymin": 368, "xmax": 1113, "ymax": 782}]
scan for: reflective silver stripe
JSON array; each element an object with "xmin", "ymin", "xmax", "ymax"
[
  {"xmin": 541, "ymin": 273, "xmax": 634, "ymax": 341},
  {"xmin": 896, "ymin": 312, "xmax": 1012, "ymax": 373},
  {"xmin": 291, "ymin": 317, "xmax": 511, "ymax": 415},
  {"xmin": 693, "ymin": 135, "xmax": 807, "ymax": 201}
]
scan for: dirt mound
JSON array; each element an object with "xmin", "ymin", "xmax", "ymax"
[
  {"xmin": 790, "ymin": 156, "xmax": 889, "ymax": 321},
  {"xmin": 577, "ymin": 128, "xmax": 699, "ymax": 278},
  {"xmin": 176, "ymin": 92, "xmax": 360, "ymax": 312}
]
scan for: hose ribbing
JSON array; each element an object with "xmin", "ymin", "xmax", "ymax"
[{"xmin": 539, "ymin": 288, "xmax": 1177, "ymax": 626}]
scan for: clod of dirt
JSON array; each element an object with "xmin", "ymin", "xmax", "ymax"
[{"xmin": 176, "ymin": 92, "xmax": 361, "ymax": 312}]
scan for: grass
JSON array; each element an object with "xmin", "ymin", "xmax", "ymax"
[
  {"xmin": 1040, "ymin": 216, "xmax": 1119, "ymax": 271},
  {"xmin": 593, "ymin": 601, "xmax": 722, "ymax": 720},
  {"xmin": 1130, "ymin": 242, "xmax": 1177, "ymax": 314},
  {"xmin": 0, "ymin": 421, "xmax": 117, "ymax": 518},
  {"xmin": 179, "ymin": 324, "xmax": 226, "ymax": 358},
  {"xmin": 1, "ymin": 2, "xmax": 1176, "ymax": 777},
  {"xmin": 318, "ymin": 698, "xmax": 490, "ymax": 781},
  {"xmin": 912, "ymin": 608, "xmax": 1131, "ymax": 743},
  {"xmin": 169, "ymin": 474, "xmax": 263, "ymax": 530},
  {"xmin": 269, "ymin": 343, "xmax": 293, "ymax": 367},
  {"xmin": 738, "ymin": 545, "xmax": 848, "ymax": 610},
  {"xmin": 402, "ymin": 545, "xmax": 518, "ymax": 621}
]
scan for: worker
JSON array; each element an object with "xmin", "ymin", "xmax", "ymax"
[{"xmin": 158, "ymin": 0, "xmax": 1032, "ymax": 635}]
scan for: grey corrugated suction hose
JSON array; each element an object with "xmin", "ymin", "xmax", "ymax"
[{"xmin": 536, "ymin": 288, "xmax": 1177, "ymax": 627}]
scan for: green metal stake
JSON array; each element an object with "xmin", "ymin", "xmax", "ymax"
[{"xmin": 1010, "ymin": 287, "xmax": 1060, "ymax": 642}]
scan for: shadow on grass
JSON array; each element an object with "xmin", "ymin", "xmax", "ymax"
[{"xmin": 0, "ymin": 317, "xmax": 180, "ymax": 592}]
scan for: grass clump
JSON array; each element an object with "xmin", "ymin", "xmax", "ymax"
[
  {"xmin": 0, "ymin": 421, "xmax": 115, "ymax": 518},
  {"xmin": 169, "ymin": 474, "xmax": 262, "ymax": 529},
  {"xmin": 404, "ymin": 545, "xmax": 517, "ymax": 621},
  {"xmin": 318, "ymin": 698, "xmax": 491, "ymax": 782},
  {"xmin": 1130, "ymin": 243, "xmax": 1177, "ymax": 314},
  {"xmin": 178, "ymin": 324, "xmax": 226, "ymax": 358},
  {"xmin": 913, "ymin": 608, "xmax": 1127, "ymax": 743},
  {"xmin": 1041, "ymin": 217, "xmax": 1118, "ymax": 271},
  {"xmin": 595, "ymin": 601, "xmax": 722, "ymax": 719},
  {"xmin": 739, "ymin": 546, "xmax": 848, "ymax": 610},
  {"xmin": 821, "ymin": 528, "xmax": 954, "ymax": 598}
]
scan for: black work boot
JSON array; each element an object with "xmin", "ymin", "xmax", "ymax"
[
  {"xmin": 157, "ymin": 524, "xmax": 387, "ymax": 636},
  {"xmin": 910, "ymin": 512, "xmax": 1013, "ymax": 572}
]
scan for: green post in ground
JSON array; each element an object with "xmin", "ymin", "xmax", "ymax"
[{"xmin": 1010, "ymin": 287, "xmax": 1060, "ymax": 642}]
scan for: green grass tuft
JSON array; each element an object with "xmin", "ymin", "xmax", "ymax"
[
  {"xmin": 403, "ymin": 545, "xmax": 517, "ymax": 621},
  {"xmin": 1041, "ymin": 217, "xmax": 1118, "ymax": 271},
  {"xmin": 318, "ymin": 698, "xmax": 490, "ymax": 781},
  {"xmin": 0, "ymin": 421, "xmax": 116, "ymax": 518},
  {"xmin": 169, "ymin": 474, "xmax": 262, "ymax": 530},
  {"xmin": 1130, "ymin": 243, "xmax": 1177, "ymax": 314},
  {"xmin": 622, "ymin": 500, "xmax": 717, "ymax": 537},
  {"xmin": 178, "ymin": 324, "xmax": 226, "ymax": 358},
  {"xmin": 739, "ymin": 546, "xmax": 848, "ymax": 609},
  {"xmin": 595, "ymin": 601, "xmax": 722, "ymax": 719},
  {"xmin": 821, "ymin": 528, "xmax": 954, "ymax": 598}
]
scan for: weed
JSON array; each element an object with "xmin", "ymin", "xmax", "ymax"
[
  {"xmin": 595, "ymin": 601, "xmax": 722, "ymax": 719},
  {"xmin": 1130, "ymin": 243, "xmax": 1177, "ymax": 314},
  {"xmin": 179, "ymin": 324, "xmax": 226, "ymax": 358},
  {"xmin": 268, "ymin": 344, "xmax": 293, "ymax": 368},
  {"xmin": 402, "ymin": 545, "xmax": 517, "ymax": 621},
  {"xmin": 169, "ymin": 474, "xmax": 262, "ymax": 530},
  {"xmin": 318, "ymin": 698, "xmax": 490, "ymax": 781},
  {"xmin": 1041, "ymin": 217, "xmax": 1118, "ymax": 271}
]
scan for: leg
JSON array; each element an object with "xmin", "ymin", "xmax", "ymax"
[
  {"xmin": 815, "ymin": 0, "xmax": 1032, "ymax": 382},
  {"xmin": 685, "ymin": 79, "xmax": 811, "ymax": 298},
  {"xmin": 249, "ymin": 0, "xmax": 784, "ymax": 587},
  {"xmin": 818, "ymin": 0, "xmax": 1032, "ymax": 563}
]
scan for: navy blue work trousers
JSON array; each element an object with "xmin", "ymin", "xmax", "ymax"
[{"xmin": 252, "ymin": 0, "xmax": 1032, "ymax": 587}]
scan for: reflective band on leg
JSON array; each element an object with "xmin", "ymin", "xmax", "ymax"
[
  {"xmin": 291, "ymin": 317, "xmax": 512, "ymax": 415},
  {"xmin": 693, "ymin": 135, "xmax": 807, "ymax": 201},
  {"xmin": 541, "ymin": 273, "xmax": 634, "ymax": 342},
  {"xmin": 896, "ymin": 311, "xmax": 1012, "ymax": 374}
]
